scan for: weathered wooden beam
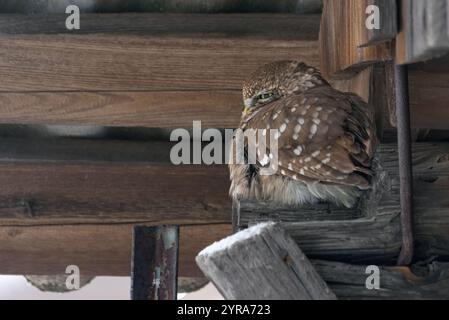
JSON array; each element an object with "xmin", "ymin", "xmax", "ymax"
[
  {"xmin": 0, "ymin": 13, "xmax": 319, "ymax": 128},
  {"xmin": 396, "ymin": 0, "xmax": 449, "ymax": 65},
  {"xmin": 319, "ymin": 0, "xmax": 393, "ymax": 79},
  {"xmin": 0, "ymin": 0, "xmax": 323, "ymax": 14},
  {"xmin": 0, "ymin": 162, "xmax": 230, "ymax": 226},
  {"xmin": 314, "ymin": 260, "xmax": 449, "ymax": 300},
  {"xmin": 0, "ymin": 223, "xmax": 231, "ymax": 277},
  {"xmin": 0, "ymin": 91, "xmax": 242, "ymax": 129},
  {"xmin": 0, "ymin": 138, "xmax": 230, "ymax": 226},
  {"xmin": 131, "ymin": 225, "xmax": 179, "ymax": 300},
  {"xmin": 0, "ymin": 137, "xmax": 172, "ymax": 163},
  {"xmin": 238, "ymin": 202, "xmax": 362, "ymax": 228},
  {"xmin": 0, "ymin": 13, "xmax": 446, "ymax": 129},
  {"xmin": 196, "ymin": 222, "xmax": 337, "ymax": 300},
  {"xmin": 236, "ymin": 143, "xmax": 449, "ymax": 264}
]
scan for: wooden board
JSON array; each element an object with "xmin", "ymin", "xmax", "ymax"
[
  {"xmin": 196, "ymin": 223, "xmax": 337, "ymax": 300},
  {"xmin": 0, "ymin": 64, "xmax": 447, "ymax": 130},
  {"xmin": 0, "ymin": 162, "xmax": 230, "ymax": 226},
  {"xmin": 0, "ymin": 138, "xmax": 231, "ymax": 226},
  {"xmin": 408, "ymin": 56, "xmax": 449, "ymax": 129},
  {"xmin": 0, "ymin": 0, "xmax": 323, "ymax": 14},
  {"xmin": 0, "ymin": 13, "xmax": 320, "ymax": 128},
  {"xmin": 319, "ymin": 0, "xmax": 393, "ymax": 79},
  {"xmin": 396, "ymin": 0, "xmax": 449, "ymax": 64},
  {"xmin": 0, "ymin": 91, "xmax": 242, "ymax": 128},
  {"xmin": 357, "ymin": 0, "xmax": 397, "ymax": 47},
  {"xmin": 0, "ymin": 223, "xmax": 232, "ymax": 277},
  {"xmin": 314, "ymin": 260, "xmax": 449, "ymax": 299}
]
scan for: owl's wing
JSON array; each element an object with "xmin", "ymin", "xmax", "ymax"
[{"xmin": 244, "ymin": 86, "xmax": 377, "ymax": 189}]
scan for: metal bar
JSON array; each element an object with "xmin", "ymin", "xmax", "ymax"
[
  {"xmin": 131, "ymin": 225, "xmax": 179, "ymax": 300},
  {"xmin": 232, "ymin": 199, "xmax": 241, "ymax": 234},
  {"xmin": 394, "ymin": 64, "xmax": 414, "ymax": 266}
]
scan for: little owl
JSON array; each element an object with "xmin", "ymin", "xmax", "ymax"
[{"xmin": 229, "ymin": 61, "xmax": 377, "ymax": 208}]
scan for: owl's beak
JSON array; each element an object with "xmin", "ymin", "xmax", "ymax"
[
  {"xmin": 244, "ymin": 98, "xmax": 254, "ymax": 109},
  {"xmin": 243, "ymin": 98, "xmax": 254, "ymax": 116}
]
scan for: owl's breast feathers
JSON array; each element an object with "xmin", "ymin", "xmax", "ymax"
[{"xmin": 229, "ymin": 86, "xmax": 377, "ymax": 208}]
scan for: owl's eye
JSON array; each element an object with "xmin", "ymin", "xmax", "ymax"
[{"xmin": 256, "ymin": 92, "xmax": 275, "ymax": 102}]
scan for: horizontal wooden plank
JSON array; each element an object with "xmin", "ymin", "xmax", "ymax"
[
  {"xmin": 0, "ymin": 137, "xmax": 173, "ymax": 163},
  {"xmin": 0, "ymin": 162, "xmax": 231, "ymax": 226},
  {"xmin": 0, "ymin": 223, "xmax": 232, "ymax": 277},
  {"xmin": 0, "ymin": 65, "xmax": 448, "ymax": 129},
  {"xmin": 0, "ymin": 0, "xmax": 323, "ymax": 14},
  {"xmin": 0, "ymin": 138, "xmax": 231, "ymax": 226},
  {"xmin": 0, "ymin": 13, "xmax": 320, "ymax": 92},
  {"xmin": 314, "ymin": 260, "xmax": 449, "ymax": 299},
  {"xmin": 0, "ymin": 91, "xmax": 241, "ymax": 128}
]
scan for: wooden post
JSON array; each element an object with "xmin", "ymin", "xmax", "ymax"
[
  {"xmin": 131, "ymin": 225, "xmax": 179, "ymax": 300},
  {"xmin": 196, "ymin": 222, "xmax": 337, "ymax": 300}
]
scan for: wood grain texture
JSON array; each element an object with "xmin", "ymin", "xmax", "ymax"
[
  {"xmin": 314, "ymin": 260, "xmax": 449, "ymax": 299},
  {"xmin": 0, "ymin": 91, "xmax": 242, "ymax": 128},
  {"xmin": 196, "ymin": 223, "xmax": 337, "ymax": 300},
  {"xmin": 0, "ymin": 138, "xmax": 173, "ymax": 163},
  {"xmin": 408, "ymin": 57, "xmax": 449, "ymax": 130},
  {"xmin": 333, "ymin": 59, "xmax": 449, "ymax": 134},
  {"xmin": 0, "ymin": 0, "xmax": 323, "ymax": 14},
  {"xmin": 0, "ymin": 13, "xmax": 445, "ymax": 129},
  {"xmin": 396, "ymin": 0, "xmax": 449, "ymax": 64},
  {"xmin": 0, "ymin": 14, "xmax": 320, "ymax": 92},
  {"xmin": 239, "ymin": 202, "xmax": 362, "ymax": 228},
  {"xmin": 0, "ymin": 162, "xmax": 230, "ymax": 226},
  {"xmin": 0, "ymin": 13, "xmax": 319, "ymax": 128},
  {"xmin": 237, "ymin": 143, "xmax": 449, "ymax": 264},
  {"xmin": 0, "ymin": 138, "xmax": 231, "ymax": 226},
  {"xmin": 0, "ymin": 223, "xmax": 232, "ymax": 277},
  {"xmin": 383, "ymin": 56, "xmax": 449, "ymax": 131},
  {"xmin": 0, "ymin": 136, "xmax": 230, "ymax": 230},
  {"xmin": 357, "ymin": 0, "xmax": 397, "ymax": 47},
  {"xmin": 0, "ymin": 63, "xmax": 446, "ymax": 129},
  {"xmin": 319, "ymin": 0, "xmax": 393, "ymax": 79}
]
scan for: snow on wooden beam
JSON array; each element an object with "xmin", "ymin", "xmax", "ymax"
[{"xmin": 196, "ymin": 222, "xmax": 337, "ymax": 300}]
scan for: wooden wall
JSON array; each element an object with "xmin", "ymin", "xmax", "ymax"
[{"xmin": 0, "ymin": 3, "xmax": 448, "ymax": 279}]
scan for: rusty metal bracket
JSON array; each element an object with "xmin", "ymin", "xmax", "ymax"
[
  {"xmin": 131, "ymin": 225, "xmax": 179, "ymax": 300},
  {"xmin": 394, "ymin": 64, "xmax": 415, "ymax": 266}
]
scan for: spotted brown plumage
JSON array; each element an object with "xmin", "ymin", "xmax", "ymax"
[{"xmin": 229, "ymin": 61, "xmax": 377, "ymax": 208}]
